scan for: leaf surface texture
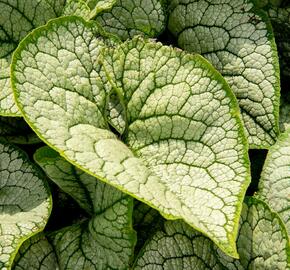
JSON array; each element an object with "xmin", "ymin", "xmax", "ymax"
[
  {"xmin": 168, "ymin": 0, "xmax": 280, "ymax": 148},
  {"xmin": 134, "ymin": 198, "xmax": 290, "ymax": 270},
  {"xmin": 0, "ymin": 142, "xmax": 51, "ymax": 270}
]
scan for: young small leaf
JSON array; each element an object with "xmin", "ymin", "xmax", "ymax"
[
  {"xmin": 0, "ymin": 141, "xmax": 51, "ymax": 270},
  {"xmin": 106, "ymin": 90, "xmax": 127, "ymax": 135},
  {"xmin": 86, "ymin": 0, "xmax": 116, "ymax": 11},
  {"xmin": 87, "ymin": 0, "xmax": 117, "ymax": 19},
  {"xmin": 168, "ymin": 0, "xmax": 280, "ymax": 148},
  {"xmin": 134, "ymin": 197, "xmax": 290, "ymax": 270}
]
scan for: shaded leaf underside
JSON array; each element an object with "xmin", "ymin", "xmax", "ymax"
[{"xmin": 0, "ymin": 116, "xmax": 40, "ymax": 144}]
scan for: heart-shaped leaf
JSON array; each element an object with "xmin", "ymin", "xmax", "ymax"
[
  {"xmin": 11, "ymin": 16, "xmax": 250, "ymax": 257},
  {"xmin": 0, "ymin": 141, "xmax": 51, "ymax": 270}
]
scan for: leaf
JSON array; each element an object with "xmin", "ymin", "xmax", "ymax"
[
  {"xmin": 95, "ymin": 0, "xmax": 166, "ymax": 40},
  {"xmin": 11, "ymin": 17, "xmax": 250, "ymax": 257},
  {"xmin": 267, "ymin": 6, "xmax": 290, "ymax": 79},
  {"xmin": 86, "ymin": 0, "xmax": 116, "ymax": 11},
  {"xmin": 34, "ymin": 145, "xmax": 133, "ymax": 216},
  {"xmin": 106, "ymin": 90, "xmax": 127, "ymax": 135},
  {"xmin": 134, "ymin": 197, "xmax": 290, "ymax": 270},
  {"xmin": 103, "ymin": 36, "xmax": 251, "ymax": 257},
  {"xmin": 34, "ymin": 145, "xmax": 136, "ymax": 269},
  {"xmin": 168, "ymin": 0, "xmax": 280, "ymax": 148},
  {"xmin": 12, "ymin": 233, "xmax": 58, "ymax": 270},
  {"xmin": 34, "ymin": 146, "xmax": 96, "ymax": 215},
  {"xmin": 87, "ymin": 0, "xmax": 117, "ymax": 19},
  {"xmin": 0, "ymin": 0, "xmax": 65, "ymax": 116},
  {"xmin": 0, "ymin": 141, "xmax": 52, "ymax": 270},
  {"xmin": 49, "ymin": 205, "xmax": 135, "ymax": 270},
  {"xmin": 256, "ymin": 129, "xmax": 290, "ymax": 235},
  {"xmin": 0, "ymin": 116, "xmax": 40, "ymax": 144},
  {"xmin": 62, "ymin": 0, "xmax": 91, "ymax": 19},
  {"xmin": 133, "ymin": 201, "xmax": 164, "ymax": 255}
]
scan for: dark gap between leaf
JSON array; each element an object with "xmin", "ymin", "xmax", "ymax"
[
  {"xmin": 157, "ymin": 29, "xmax": 178, "ymax": 47},
  {"xmin": 18, "ymin": 142, "xmax": 46, "ymax": 160},
  {"xmin": 44, "ymin": 182, "xmax": 89, "ymax": 232},
  {"xmin": 247, "ymin": 149, "xmax": 268, "ymax": 196}
]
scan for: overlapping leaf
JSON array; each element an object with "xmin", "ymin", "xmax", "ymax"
[
  {"xmin": 133, "ymin": 201, "xmax": 164, "ymax": 254},
  {"xmin": 12, "ymin": 233, "xmax": 57, "ymax": 270},
  {"xmin": 63, "ymin": 0, "xmax": 118, "ymax": 20},
  {"xmin": 256, "ymin": 129, "xmax": 290, "ymax": 235},
  {"xmin": 11, "ymin": 16, "xmax": 250, "ymax": 257},
  {"xmin": 102, "ymin": 36, "xmax": 250, "ymax": 257},
  {"xmin": 0, "ymin": 0, "xmax": 65, "ymax": 116},
  {"xmin": 168, "ymin": 0, "xmax": 280, "ymax": 148},
  {"xmin": 34, "ymin": 146, "xmax": 98, "ymax": 215},
  {"xmin": 0, "ymin": 141, "xmax": 51, "ymax": 270},
  {"xmin": 34, "ymin": 146, "xmax": 136, "ymax": 269},
  {"xmin": 95, "ymin": 0, "xmax": 166, "ymax": 40},
  {"xmin": 134, "ymin": 197, "xmax": 290, "ymax": 270}
]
